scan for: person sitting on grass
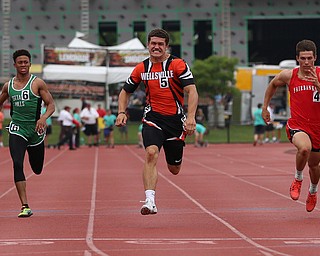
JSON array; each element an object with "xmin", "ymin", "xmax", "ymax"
[{"xmin": 195, "ymin": 123, "xmax": 209, "ymax": 147}]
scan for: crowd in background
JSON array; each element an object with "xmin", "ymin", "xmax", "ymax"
[{"xmin": 252, "ymin": 103, "xmax": 284, "ymax": 146}]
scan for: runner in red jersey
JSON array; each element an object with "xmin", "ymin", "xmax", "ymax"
[
  {"xmin": 262, "ymin": 39, "xmax": 320, "ymax": 212},
  {"xmin": 116, "ymin": 28, "xmax": 198, "ymax": 215}
]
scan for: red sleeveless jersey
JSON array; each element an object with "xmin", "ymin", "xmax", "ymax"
[
  {"xmin": 289, "ymin": 67, "xmax": 320, "ymax": 123},
  {"xmin": 123, "ymin": 55, "xmax": 195, "ymax": 116}
]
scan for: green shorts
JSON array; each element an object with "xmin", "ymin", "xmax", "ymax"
[{"xmin": 7, "ymin": 121, "xmax": 45, "ymax": 146}]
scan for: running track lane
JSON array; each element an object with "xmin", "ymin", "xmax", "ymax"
[{"xmin": 0, "ymin": 143, "xmax": 319, "ymax": 255}]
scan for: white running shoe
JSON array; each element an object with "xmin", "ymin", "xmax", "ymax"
[{"xmin": 140, "ymin": 198, "xmax": 157, "ymax": 215}]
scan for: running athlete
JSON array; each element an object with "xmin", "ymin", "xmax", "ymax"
[
  {"xmin": 0, "ymin": 49, "xmax": 55, "ymax": 217},
  {"xmin": 262, "ymin": 39, "xmax": 320, "ymax": 212},
  {"xmin": 116, "ymin": 28, "xmax": 198, "ymax": 215}
]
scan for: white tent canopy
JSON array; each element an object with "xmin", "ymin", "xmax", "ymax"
[
  {"xmin": 106, "ymin": 38, "xmax": 145, "ymax": 50},
  {"xmin": 67, "ymin": 37, "xmax": 104, "ymax": 49},
  {"xmin": 43, "ymin": 36, "xmax": 147, "ymax": 84},
  {"xmin": 42, "ymin": 35, "xmax": 148, "ymax": 109},
  {"xmin": 67, "ymin": 37, "xmax": 145, "ymax": 50},
  {"xmin": 43, "ymin": 64, "xmax": 134, "ymax": 84}
]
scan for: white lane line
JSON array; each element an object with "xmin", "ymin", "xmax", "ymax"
[
  {"xmin": 1, "ymin": 237, "xmax": 319, "ymax": 242},
  {"xmin": 85, "ymin": 147, "xmax": 109, "ymax": 256},
  {"xmin": 184, "ymin": 157, "xmax": 311, "ymax": 209},
  {"xmin": 0, "ymin": 150, "xmax": 66, "ymax": 200},
  {"xmin": 126, "ymin": 145, "xmax": 291, "ymax": 256}
]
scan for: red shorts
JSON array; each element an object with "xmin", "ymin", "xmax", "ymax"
[{"xmin": 286, "ymin": 118, "xmax": 320, "ymax": 151}]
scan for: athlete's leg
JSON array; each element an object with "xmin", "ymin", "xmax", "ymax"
[
  {"xmin": 163, "ymin": 140, "xmax": 185, "ymax": 175},
  {"xmin": 27, "ymin": 142, "xmax": 45, "ymax": 175},
  {"xmin": 292, "ymin": 132, "xmax": 312, "ymax": 172},
  {"xmin": 143, "ymin": 145, "xmax": 159, "ymax": 190},
  {"xmin": 308, "ymin": 152, "xmax": 320, "ymax": 186},
  {"xmin": 9, "ymin": 134, "xmax": 28, "ymax": 205},
  {"xmin": 142, "ymin": 126, "xmax": 164, "ymax": 191}
]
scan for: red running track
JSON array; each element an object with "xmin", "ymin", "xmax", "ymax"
[{"xmin": 0, "ymin": 143, "xmax": 319, "ymax": 256}]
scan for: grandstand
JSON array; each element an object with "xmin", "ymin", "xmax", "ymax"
[{"xmin": 1, "ymin": 0, "xmax": 320, "ymax": 81}]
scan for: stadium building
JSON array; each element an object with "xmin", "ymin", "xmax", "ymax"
[
  {"xmin": 1, "ymin": 0, "xmax": 320, "ymax": 123},
  {"xmin": 1, "ymin": 0, "xmax": 320, "ymax": 77}
]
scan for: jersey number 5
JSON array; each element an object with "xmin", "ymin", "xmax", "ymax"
[{"xmin": 159, "ymin": 76, "xmax": 169, "ymax": 88}]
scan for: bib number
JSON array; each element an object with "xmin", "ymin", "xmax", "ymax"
[
  {"xmin": 9, "ymin": 122, "xmax": 20, "ymax": 132},
  {"xmin": 313, "ymin": 91, "xmax": 320, "ymax": 102},
  {"xmin": 159, "ymin": 76, "xmax": 169, "ymax": 88}
]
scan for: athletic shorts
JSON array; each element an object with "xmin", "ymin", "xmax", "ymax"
[
  {"xmin": 254, "ymin": 125, "xmax": 265, "ymax": 135},
  {"xmin": 142, "ymin": 111, "xmax": 186, "ymax": 166},
  {"xmin": 104, "ymin": 127, "xmax": 113, "ymax": 137},
  {"xmin": 143, "ymin": 124, "xmax": 185, "ymax": 165},
  {"xmin": 286, "ymin": 118, "xmax": 320, "ymax": 151},
  {"xmin": 7, "ymin": 121, "xmax": 45, "ymax": 146},
  {"xmin": 265, "ymin": 123, "xmax": 274, "ymax": 132},
  {"xmin": 84, "ymin": 123, "xmax": 98, "ymax": 136}
]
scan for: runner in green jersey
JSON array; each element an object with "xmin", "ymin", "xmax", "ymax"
[{"xmin": 0, "ymin": 49, "xmax": 55, "ymax": 217}]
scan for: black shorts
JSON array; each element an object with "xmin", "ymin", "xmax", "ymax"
[
  {"xmin": 142, "ymin": 119, "xmax": 185, "ymax": 166},
  {"xmin": 254, "ymin": 125, "xmax": 265, "ymax": 135},
  {"xmin": 265, "ymin": 123, "xmax": 274, "ymax": 132},
  {"xmin": 84, "ymin": 124, "xmax": 98, "ymax": 136}
]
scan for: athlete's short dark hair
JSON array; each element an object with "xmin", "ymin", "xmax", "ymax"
[
  {"xmin": 13, "ymin": 49, "xmax": 31, "ymax": 63},
  {"xmin": 148, "ymin": 28, "xmax": 170, "ymax": 45},
  {"xmin": 296, "ymin": 40, "xmax": 317, "ymax": 57}
]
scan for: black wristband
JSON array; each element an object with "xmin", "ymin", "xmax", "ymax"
[{"xmin": 118, "ymin": 111, "xmax": 126, "ymax": 115}]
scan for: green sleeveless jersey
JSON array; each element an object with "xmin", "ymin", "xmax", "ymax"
[{"xmin": 8, "ymin": 74, "xmax": 42, "ymax": 124}]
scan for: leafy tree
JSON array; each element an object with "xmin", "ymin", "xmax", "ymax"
[{"xmin": 192, "ymin": 55, "xmax": 238, "ymax": 97}]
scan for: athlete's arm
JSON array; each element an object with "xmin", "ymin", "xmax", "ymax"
[
  {"xmin": 37, "ymin": 78, "xmax": 55, "ymax": 133},
  {"xmin": 262, "ymin": 69, "xmax": 291, "ymax": 123},
  {"xmin": 116, "ymin": 88, "xmax": 131, "ymax": 127},
  {"xmin": 184, "ymin": 84, "xmax": 198, "ymax": 135}
]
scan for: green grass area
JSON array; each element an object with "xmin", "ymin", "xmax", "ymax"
[{"xmin": 1, "ymin": 118, "xmax": 287, "ymax": 147}]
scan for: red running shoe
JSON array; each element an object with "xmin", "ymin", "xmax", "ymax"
[
  {"xmin": 290, "ymin": 179, "xmax": 302, "ymax": 200},
  {"xmin": 306, "ymin": 192, "xmax": 317, "ymax": 212}
]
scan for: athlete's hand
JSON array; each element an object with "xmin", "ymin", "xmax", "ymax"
[
  {"xmin": 184, "ymin": 116, "xmax": 196, "ymax": 136},
  {"xmin": 262, "ymin": 108, "xmax": 270, "ymax": 124},
  {"xmin": 304, "ymin": 67, "xmax": 320, "ymax": 91},
  {"xmin": 115, "ymin": 113, "xmax": 127, "ymax": 127},
  {"xmin": 36, "ymin": 117, "xmax": 47, "ymax": 135}
]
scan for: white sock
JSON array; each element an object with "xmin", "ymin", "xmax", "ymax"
[
  {"xmin": 295, "ymin": 170, "xmax": 303, "ymax": 181},
  {"xmin": 145, "ymin": 190, "xmax": 155, "ymax": 202},
  {"xmin": 309, "ymin": 183, "xmax": 318, "ymax": 194}
]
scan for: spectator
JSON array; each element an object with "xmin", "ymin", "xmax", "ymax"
[
  {"xmin": 103, "ymin": 109, "xmax": 117, "ymax": 148},
  {"xmin": 253, "ymin": 103, "xmax": 266, "ymax": 146},
  {"xmin": 96, "ymin": 104, "xmax": 107, "ymax": 144},
  {"xmin": 196, "ymin": 107, "xmax": 205, "ymax": 125},
  {"xmin": 80, "ymin": 103, "xmax": 99, "ymax": 147},
  {"xmin": 194, "ymin": 123, "xmax": 209, "ymax": 147},
  {"xmin": 264, "ymin": 103, "xmax": 276, "ymax": 143},
  {"xmin": 73, "ymin": 108, "xmax": 81, "ymax": 148},
  {"xmin": 57, "ymin": 106, "xmax": 79, "ymax": 150}
]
